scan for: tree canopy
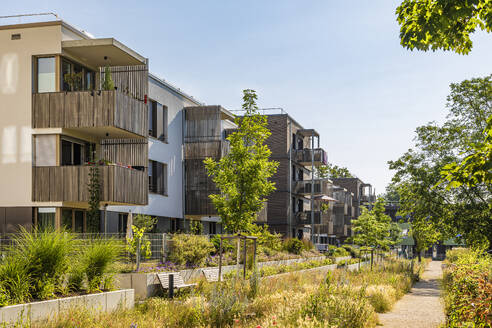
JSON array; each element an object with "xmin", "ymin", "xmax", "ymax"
[
  {"xmin": 389, "ymin": 75, "xmax": 492, "ymax": 248},
  {"xmin": 396, "ymin": 0, "xmax": 492, "ymax": 54},
  {"xmin": 317, "ymin": 163, "xmax": 353, "ymax": 179},
  {"xmin": 204, "ymin": 90, "xmax": 278, "ymax": 233}
]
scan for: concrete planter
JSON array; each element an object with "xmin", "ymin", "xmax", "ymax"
[
  {"xmin": 117, "ymin": 255, "xmax": 327, "ymax": 300},
  {"xmin": 264, "ymin": 263, "xmax": 338, "ymax": 279},
  {"xmin": 0, "ymin": 289, "xmax": 134, "ymax": 325},
  {"xmin": 334, "ymin": 256, "xmax": 352, "ymax": 263}
]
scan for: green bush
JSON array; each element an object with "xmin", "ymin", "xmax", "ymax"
[
  {"xmin": 207, "ymin": 280, "xmax": 248, "ymax": 328},
  {"xmin": 333, "ymin": 247, "xmax": 350, "ymax": 257},
  {"xmin": 249, "ymin": 225, "xmax": 282, "ymax": 252},
  {"xmin": 301, "ymin": 238, "xmax": 315, "ymax": 251},
  {"xmin": 168, "ymin": 234, "xmax": 215, "ymax": 266},
  {"xmin": 0, "ymin": 256, "xmax": 31, "ymax": 306},
  {"xmin": 342, "ymin": 244, "xmax": 360, "ymax": 258},
  {"xmin": 283, "ymin": 238, "xmax": 304, "ymax": 255},
  {"xmin": 80, "ymin": 239, "xmax": 121, "ymax": 292},
  {"xmin": 13, "ymin": 228, "xmax": 73, "ymax": 299},
  {"xmin": 210, "ymin": 234, "xmax": 234, "ymax": 254}
]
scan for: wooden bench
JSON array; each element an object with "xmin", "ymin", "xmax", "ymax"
[
  {"xmin": 202, "ymin": 268, "xmax": 220, "ymax": 282},
  {"xmin": 156, "ymin": 272, "xmax": 196, "ymax": 292}
]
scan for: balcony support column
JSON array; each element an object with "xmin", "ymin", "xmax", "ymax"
[{"xmin": 310, "ymin": 131, "xmax": 315, "ymax": 244}]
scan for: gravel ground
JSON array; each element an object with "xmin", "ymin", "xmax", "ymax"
[{"xmin": 378, "ymin": 260, "xmax": 445, "ymax": 328}]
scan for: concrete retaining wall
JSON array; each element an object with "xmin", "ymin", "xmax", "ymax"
[
  {"xmin": 0, "ymin": 289, "xmax": 134, "ymax": 325},
  {"xmin": 117, "ymin": 255, "xmax": 328, "ymax": 300}
]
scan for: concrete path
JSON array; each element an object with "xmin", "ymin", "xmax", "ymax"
[{"xmin": 378, "ymin": 261, "xmax": 445, "ymax": 328}]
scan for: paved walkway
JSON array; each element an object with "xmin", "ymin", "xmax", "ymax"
[{"xmin": 378, "ymin": 261, "xmax": 445, "ymax": 328}]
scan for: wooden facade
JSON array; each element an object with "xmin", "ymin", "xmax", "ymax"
[
  {"xmin": 100, "ymin": 139, "xmax": 148, "ymax": 167},
  {"xmin": 32, "ymin": 90, "xmax": 148, "ymax": 137},
  {"xmin": 294, "ymin": 179, "xmax": 332, "ymax": 196},
  {"xmin": 294, "ymin": 148, "xmax": 328, "ymax": 166},
  {"xmin": 32, "ymin": 166, "xmax": 147, "ymax": 205}
]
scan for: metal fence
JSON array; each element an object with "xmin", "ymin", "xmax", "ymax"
[{"xmin": 0, "ymin": 233, "xmax": 177, "ymax": 262}]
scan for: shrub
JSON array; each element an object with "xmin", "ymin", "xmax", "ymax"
[
  {"xmin": 0, "ymin": 256, "xmax": 31, "ymax": 306},
  {"xmin": 80, "ymin": 239, "xmax": 121, "ymax": 292},
  {"xmin": 210, "ymin": 234, "xmax": 234, "ymax": 254},
  {"xmin": 207, "ymin": 280, "xmax": 248, "ymax": 328},
  {"xmin": 342, "ymin": 244, "xmax": 360, "ymax": 258},
  {"xmin": 301, "ymin": 239, "xmax": 315, "ymax": 251},
  {"xmin": 168, "ymin": 234, "xmax": 215, "ymax": 266},
  {"xmin": 365, "ymin": 284, "xmax": 396, "ymax": 312},
  {"xmin": 283, "ymin": 238, "xmax": 304, "ymax": 255},
  {"xmin": 333, "ymin": 247, "xmax": 350, "ymax": 257},
  {"xmin": 13, "ymin": 228, "xmax": 73, "ymax": 299},
  {"xmin": 249, "ymin": 224, "xmax": 282, "ymax": 252}
]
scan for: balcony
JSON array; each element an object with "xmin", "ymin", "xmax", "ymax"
[
  {"xmin": 295, "ymin": 179, "xmax": 332, "ymax": 196},
  {"xmin": 360, "ymin": 194, "xmax": 376, "ymax": 203},
  {"xmin": 296, "ymin": 211, "xmax": 330, "ymax": 225},
  {"xmin": 32, "ymin": 165, "xmax": 147, "ymax": 205},
  {"xmin": 294, "ymin": 148, "xmax": 327, "ymax": 166},
  {"xmin": 32, "ymin": 90, "xmax": 147, "ymax": 138},
  {"xmin": 184, "ymin": 139, "xmax": 230, "ymax": 159}
]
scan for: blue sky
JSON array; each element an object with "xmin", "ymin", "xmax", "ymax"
[{"xmin": 3, "ymin": 1, "xmax": 492, "ymax": 193}]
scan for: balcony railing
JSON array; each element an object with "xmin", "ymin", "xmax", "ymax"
[
  {"xmin": 32, "ymin": 90, "xmax": 148, "ymax": 137},
  {"xmin": 294, "ymin": 179, "xmax": 332, "ymax": 196},
  {"xmin": 32, "ymin": 165, "xmax": 148, "ymax": 205},
  {"xmin": 184, "ymin": 139, "xmax": 230, "ymax": 159},
  {"xmin": 296, "ymin": 211, "xmax": 330, "ymax": 225},
  {"xmin": 294, "ymin": 148, "xmax": 327, "ymax": 166}
]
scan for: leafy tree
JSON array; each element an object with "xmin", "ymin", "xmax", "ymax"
[
  {"xmin": 396, "ymin": 0, "xmax": 492, "ymax": 54},
  {"xmin": 389, "ymin": 75, "xmax": 492, "ymax": 248},
  {"xmin": 351, "ymin": 198, "xmax": 393, "ymax": 249},
  {"xmin": 383, "ymin": 184, "xmax": 400, "ymax": 202},
  {"xmin": 204, "ymin": 90, "xmax": 278, "ymax": 233},
  {"xmin": 133, "ymin": 214, "xmax": 157, "ymax": 233},
  {"xmin": 317, "ymin": 163, "xmax": 353, "ymax": 179},
  {"xmin": 409, "ymin": 217, "xmax": 440, "ymax": 262},
  {"xmin": 102, "ymin": 65, "xmax": 115, "ymax": 91},
  {"xmin": 190, "ymin": 220, "xmax": 204, "ymax": 235}
]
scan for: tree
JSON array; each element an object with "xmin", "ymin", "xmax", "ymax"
[
  {"xmin": 396, "ymin": 0, "xmax": 492, "ymax": 54},
  {"xmin": 351, "ymin": 197, "xmax": 393, "ymax": 249},
  {"xmin": 383, "ymin": 184, "xmax": 400, "ymax": 202},
  {"xmin": 102, "ymin": 65, "xmax": 115, "ymax": 91},
  {"xmin": 389, "ymin": 75, "xmax": 492, "ymax": 248},
  {"xmin": 204, "ymin": 90, "xmax": 279, "ymax": 233},
  {"xmin": 133, "ymin": 214, "xmax": 157, "ymax": 233},
  {"xmin": 410, "ymin": 217, "xmax": 440, "ymax": 262},
  {"xmin": 317, "ymin": 163, "xmax": 353, "ymax": 179}
]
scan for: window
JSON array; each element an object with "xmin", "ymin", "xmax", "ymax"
[
  {"xmin": 61, "ymin": 58, "xmax": 95, "ymax": 91},
  {"xmin": 148, "ymin": 99, "xmax": 168, "ymax": 142},
  {"xmin": 61, "ymin": 138, "xmax": 87, "ymax": 166},
  {"xmin": 37, "ymin": 57, "xmax": 56, "ymax": 93},
  {"xmin": 37, "ymin": 208, "xmax": 55, "ymax": 230},
  {"xmin": 209, "ymin": 221, "xmax": 217, "ymax": 235},
  {"xmin": 61, "ymin": 209, "xmax": 72, "ymax": 231},
  {"xmin": 74, "ymin": 210, "xmax": 84, "ymax": 232},
  {"xmin": 118, "ymin": 213, "xmax": 128, "ymax": 234},
  {"xmin": 170, "ymin": 218, "xmax": 180, "ymax": 232},
  {"xmin": 148, "ymin": 100, "xmax": 157, "ymax": 137},
  {"xmin": 149, "ymin": 160, "xmax": 167, "ymax": 195},
  {"xmin": 61, "ymin": 208, "xmax": 86, "ymax": 232}
]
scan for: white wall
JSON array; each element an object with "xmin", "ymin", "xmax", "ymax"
[{"xmin": 107, "ymin": 76, "xmax": 198, "ymax": 219}]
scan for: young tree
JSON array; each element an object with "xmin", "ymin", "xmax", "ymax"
[
  {"xmin": 396, "ymin": 0, "xmax": 492, "ymax": 54},
  {"xmin": 317, "ymin": 163, "xmax": 353, "ymax": 179},
  {"xmin": 133, "ymin": 214, "xmax": 157, "ymax": 233},
  {"xmin": 204, "ymin": 90, "xmax": 278, "ymax": 233},
  {"xmin": 410, "ymin": 217, "xmax": 440, "ymax": 262},
  {"xmin": 351, "ymin": 198, "xmax": 393, "ymax": 249}
]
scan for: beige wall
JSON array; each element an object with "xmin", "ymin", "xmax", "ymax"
[{"xmin": 0, "ymin": 24, "xmax": 62, "ymax": 206}]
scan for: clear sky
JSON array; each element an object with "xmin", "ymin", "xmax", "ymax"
[{"xmin": 3, "ymin": 1, "xmax": 492, "ymax": 193}]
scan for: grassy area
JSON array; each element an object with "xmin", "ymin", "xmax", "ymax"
[{"xmin": 33, "ymin": 257, "xmax": 424, "ymax": 328}]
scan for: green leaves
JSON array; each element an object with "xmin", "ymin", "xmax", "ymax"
[
  {"xmin": 396, "ymin": 0, "xmax": 492, "ymax": 54},
  {"xmin": 205, "ymin": 90, "xmax": 279, "ymax": 233}
]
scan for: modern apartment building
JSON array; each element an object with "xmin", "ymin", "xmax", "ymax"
[
  {"xmin": 0, "ymin": 18, "xmax": 151, "ymax": 233},
  {"xmin": 260, "ymin": 110, "xmax": 331, "ymax": 240}
]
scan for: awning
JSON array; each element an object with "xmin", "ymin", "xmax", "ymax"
[
  {"xmin": 314, "ymin": 195, "xmax": 338, "ymax": 202},
  {"xmin": 62, "ymin": 38, "xmax": 147, "ymax": 67}
]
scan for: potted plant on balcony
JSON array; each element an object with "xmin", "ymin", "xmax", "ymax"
[
  {"xmin": 64, "ymin": 71, "xmax": 84, "ymax": 91},
  {"xmin": 102, "ymin": 65, "xmax": 115, "ymax": 91}
]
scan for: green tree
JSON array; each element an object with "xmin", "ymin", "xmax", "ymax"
[
  {"xmin": 102, "ymin": 65, "xmax": 115, "ymax": 91},
  {"xmin": 351, "ymin": 198, "xmax": 393, "ymax": 249},
  {"xmin": 389, "ymin": 75, "xmax": 492, "ymax": 248},
  {"xmin": 317, "ymin": 163, "xmax": 353, "ymax": 179},
  {"xmin": 133, "ymin": 214, "xmax": 157, "ymax": 233},
  {"xmin": 396, "ymin": 0, "xmax": 492, "ymax": 54},
  {"xmin": 383, "ymin": 184, "xmax": 400, "ymax": 202},
  {"xmin": 410, "ymin": 217, "xmax": 440, "ymax": 262},
  {"xmin": 204, "ymin": 90, "xmax": 278, "ymax": 233}
]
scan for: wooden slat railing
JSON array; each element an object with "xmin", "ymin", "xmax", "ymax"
[
  {"xmin": 32, "ymin": 166, "xmax": 148, "ymax": 205},
  {"xmin": 32, "ymin": 90, "xmax": 148, "ymax": 137},
  {"xmin": 294, "ymin": 148, "xmax": 327, "ymax": 166}
]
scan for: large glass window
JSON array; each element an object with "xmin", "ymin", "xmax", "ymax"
[
  {"xmin": 149, "ymin": 160, "xmax": 167, "ymax": 195},
  {"xmin": 37, "ymin": 57, "xmax": 56, "ymax": 93},
  {"xmin": 61, "ymin": 138, "xmax": 87, "ymax": 166},
  {"xmin": 74, "ymin": 211, "xmax": 84, "ymax": 233},
  {"xmin": 118, "ymin": 213, "xmax": 128, "ymax": 234},
  {"xmin": 148, "ymin": 100, "xmax": 157, "ymax": 137},
  {"xmin": 62, "ymin": 209, "xmax": 72, "ymax": 231},
  {"xmin": 61, "ymin": 58, "xmax": 95, "ymax": 91}
]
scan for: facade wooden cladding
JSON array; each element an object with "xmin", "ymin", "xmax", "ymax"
[
  {"xmin": 294, "ymin": 179, "xmax": 333, "ymax": 196},
  {"xmin": 100, "ymin": 139, "xmax": 148, "ymax": 167},
  {"xmin": 97, "ymin": 65, "xmax": 148, "ymax": 102},
  {"xmin": 32, "ymin": 90, "xmax": 148, "ymax": 137},
  {"xmin": 32, "ymin": 166, "xmax": 148, "ymax": 205},
  {"xmin": 184, "ymin": 106, "xmax": 223, "ymax": 141}
]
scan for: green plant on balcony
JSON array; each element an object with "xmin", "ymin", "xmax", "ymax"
[
  {"xmin": 102, "ymin": 65, "xmax": 115, "ymax": 91},
  {"xmin": 63, "ymin": 72, "xmax": 84, "ymax": 91}
]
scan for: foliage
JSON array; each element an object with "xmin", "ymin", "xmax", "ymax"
[
  {"xmin": 0, "ymin": 256, "xmax": 31, "ymax": 306},
  {"xmin": 126, "ymin": 225, "xmax": 151, "ymax": 271},
  {"xmin": 389, "ymin": 75, "xmax": 492, "ymax": 248},
  {"xmin": 341, "ymin": 244, "xmax": 360, "ymax": 258},
  {"xmin": 79, "ymin": 239, "xmax": 120, "ymax": 292},
  {"xmin": 13, "ymin": 228, "xmax": 73, "ymax": 299},
  {"xmin": 441, "ymin": 114, "xmax": 492, "ymax": 188},
  {"xmin": 442, "ymin": 248, "xmax": 492, "ymax": 327},
  {"xmin": 207, "ymin": 280, "xmax": 248, "ymax": 328},
  {"xmin": 132, "ymin": 214, "xmax": 157, "ymax": 233},
  {"xmin": 102, "ymin": 65, "xmax": 115, "ymax": 91},
  {"xmin": 210, "ymin": 234, "xmax": 234, "ymax": 254},
  {"xmin": 190, "ymin": 220, "xmax": 204, "ymax": 235},
  {"xmin": 396, "ymin": 0, "xmax": 492, "ymax": 54},
  {"xmin": 204, "ymin": 89, "xmax": 278, "ymax": 233},
  {"xmin": 168, "ymin": 234, "xmax": 215, "ymax": 266},
  {"xmin": 87, "ymin": 163, "xmax": 101, "ymax": 233},
  {"xmin": 410, "ymin": 217, "xmax": 440, "ymax": 261},
  {"xmin": 248, "ymin": 224, "xmax": 282, "ymax": 252},
  {"xmin": 383, "ymin": 183, "xmax": 400, "ymax": 202},
  {"xmin": 317, "ymin": 163, "xmax": 353, "ymax": 179},
  {"xmin": 283, "ymin": 238, "xmax": 304, "ymax": 255},
  {"xmin": 351, "ymin": 198, "xmax": 393, "ymax": 250},
  {"xmin": 63, "ymin": 72, "xmax": 84, "ymax": 91}
]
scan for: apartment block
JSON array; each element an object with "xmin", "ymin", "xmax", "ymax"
[{"xmin": 0, "ymin": 19, "xmax": 150, "ymax": 232}]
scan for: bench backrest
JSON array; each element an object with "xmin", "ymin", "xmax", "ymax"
[
  {"xmin": 202, "ymin": 268, "xmax": 219, "ymax": 282},
  {"xmin": 157, "ymin": 272, "xmax": 186, "ymax": 289}
]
